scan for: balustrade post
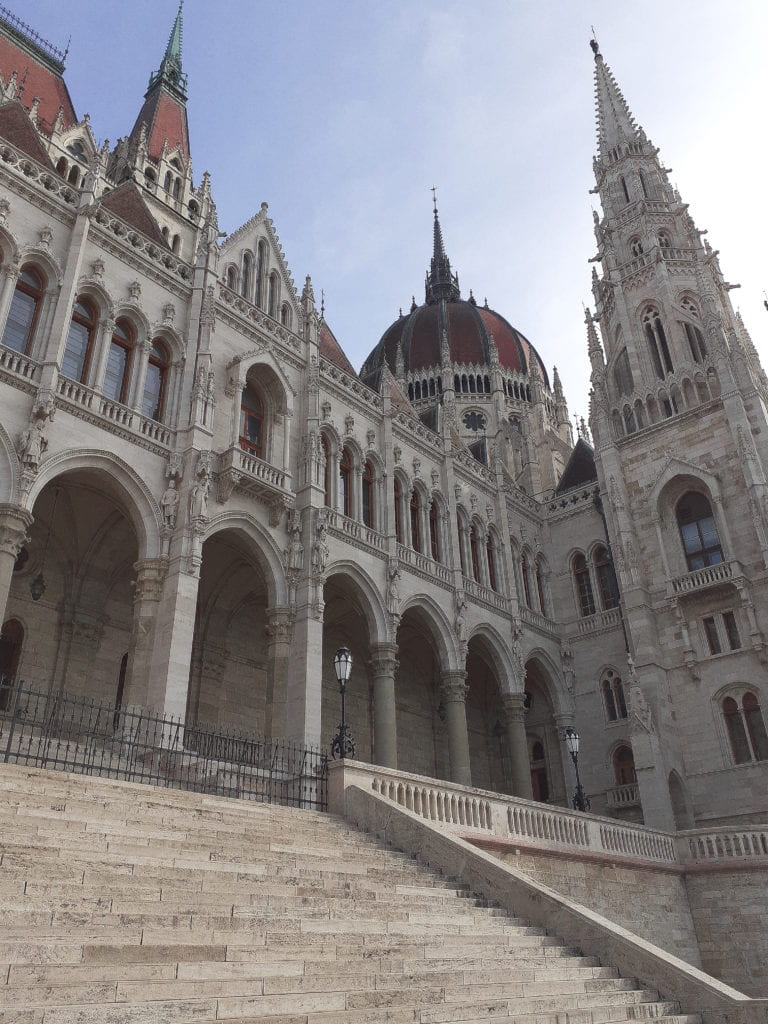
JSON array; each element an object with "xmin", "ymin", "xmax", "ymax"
[
  {"xmin": 370, "ymin": 643, "xmax": 398, "ymax": 768},
  {"xmin": 440, "ymin": 670, "xmax": 472, "ymax": 787},
  {"xmin": 502, "ymin": 691, "xmax": 534, "ymax": 800}
]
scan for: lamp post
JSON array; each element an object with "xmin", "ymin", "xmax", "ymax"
[
  {"xmin": 331, "ymin": 645, "xmax": 355, "ymax": 759},
  {"xmin": 565, "ymin": 727, "xmax": 590, "ymax": 812}
]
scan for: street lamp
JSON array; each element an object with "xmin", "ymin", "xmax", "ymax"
[
  {"xmin": 565, "ymin": 727, "xmax": 590, "ymax": 812},
  {"xmin": 330, "ymin": 646, "xmax": 355, "ymax": 759}
]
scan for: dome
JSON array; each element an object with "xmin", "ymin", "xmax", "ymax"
[
  {"xmin": 361, "ymin": 204, "xmax": 549, "ymax": 390},
  {"xmin": 361, "ymin": 298, "xmax": 549, "ymax": 388}
]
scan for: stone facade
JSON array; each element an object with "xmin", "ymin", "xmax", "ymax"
[{"xmin": 0, "ymin": 11, "xmax": 765, "ymax": 837}]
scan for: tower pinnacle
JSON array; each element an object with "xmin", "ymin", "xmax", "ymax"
[
  {"xmin": 425, "ymin": 190, "xmax": 460, "ymax": 304},
  {"xmin": 592, "ymin": 40, "xmax": 645, "ymax": 159},
  {"xmin": 148, "ymin": 2, "xmax": 187, "ymax": 101}
]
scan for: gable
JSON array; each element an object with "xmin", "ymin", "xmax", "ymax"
[
  {"xmin": 100, "ymin": 182, "xmax": 168, "ymax": 247},
  {"xmin": 555, "ymin": 438, "xmax": 597, "ymax": 493},
  {"xmin": 0, "ymin": 101, "xmax": 54, "ymax": 166}
]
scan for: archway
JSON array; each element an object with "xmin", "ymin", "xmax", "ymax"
[
  {"xmin": 321, "ymin": 572, "xmax": 378, "ymax": 764},
  {"xmin": 6, "ymin": 472, "xmax": 139, "ymax": 700},
  {"xmin": 187, "ymin": 528, "xmax": 275, "ymax": 734},
  {"xmin": 394, "ymin": 604, "xmax": 450, "ymax": 780},
  {"xmin": 524, "ymin": 657, "xmax": 567, "ymax": 805},
  {"xmin": 465, "ymin": 634, "xmax": 509, "ymax": 793}
]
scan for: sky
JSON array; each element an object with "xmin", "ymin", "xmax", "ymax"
[{"xmin": 14, "ymin": 0, "xmax": 768, "ymax": 419}]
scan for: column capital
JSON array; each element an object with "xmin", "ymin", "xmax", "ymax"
[
  {"xmin": 266, "ymin": 605, "xmax": 294, "ymax": 645},
  {"xmin": 502, "ymin": 690, "xmax": 528, "ymax": 721},
  {"xmin": 132, "ymin": 557, "xmax": 168, "ymax": 602},
  {"xmin": 440, "ymin": 669, "xmax": 468, "ymax": 704},
  {"xmin": 370, "ymin": 642, "xmax": 398, "ymax": 677},
  {"xmin": 0, "ymin": 504, "xmax": 33, "ymax": 558}
]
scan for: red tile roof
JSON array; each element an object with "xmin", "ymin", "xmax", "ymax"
[
  {"xmin": 131, "ymin": 88, "xmax": 189, "ymax": 163},
  {"xmin": 100, "ymin": 183, "xmax": 168, "ymax": 246},
  {"xmin": 0, "ymin": 100, "xmax": 53, "ymax": 166},
  {"xmin": 0, "ymin": 32, "xmax": 76, "ymax": 134},
  {"xmin": 319, "ymin": 320, "xmax": 357, "ymax": 376}
]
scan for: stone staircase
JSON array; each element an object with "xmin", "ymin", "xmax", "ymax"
[{"xmin": 0, "ymin": 764, "xmax": 699, "ymax": 1023}]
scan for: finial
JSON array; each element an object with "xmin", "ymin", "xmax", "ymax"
[
  {"xmin": 320, "ymin": 289, "xmax": 325, "ymax": 320},
  {"xmin": 410, "ymin": 295, "xmax": 417, "ymax": 312},
  {"xmin": 431, "ymin": 184, "xmax": 438, "ymax": 216},
  {"xmin": 574, "ymin": 414, "xmax": 582, "ymax": 439},
  {"xmin": 590, "ymin": 28, "xmax": 600, "ymax": 58}
]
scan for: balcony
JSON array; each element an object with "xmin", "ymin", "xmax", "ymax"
[
  {"xmin": 520, "ymin": 604, "xmax": 557, "ymax": 634},
  {"xmin": 396, "ymin": 542, "xmax": 453, "ymax": 586},
  {"xmin": 57, "ymin": 376, "xmax": 172, "ymax": 448},
  {"xmin": 463, "ymin": 575, "xmax": 509, "ymax": 613},
  {"xmin": 326, "ymin": 509, "xmax": 387, "ymax": 555},
  {"xmin": 216, "ymin": 444, "xmax": 292, "ymax": 515},
  {"xmin": 606, "ymin": 782, "xmax": 640, "ymax": 810},
  {"xmin": 573, "ymin": 607, "xmax": 623, "ymax": 636},
  {"xmin": 669, "ymin": 559, "xmax": 739, "ymax": 598}
]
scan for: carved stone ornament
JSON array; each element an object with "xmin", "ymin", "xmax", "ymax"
[
  {"xmin": 311, "ymin": 511, "xmax": 330, "ymax": 575},
  {"xmin": 38, "ymin": 226, "xmax": 53, "ymax": 249},
  {"xmin": 412, "ymin": 458, "xmax": 421, "ymax": 478},
  {"xmin": 393, "ymin": 446, "xmax": 402, "ymax": 464},
  {"xmin": 162, "ymin": 302, "xmax": 176, "ymax": 325},
  {"xmin": 440, "ymin": 671, "xmax": 468, "ymax": 704},
  {"xmin": 216, "ymin": 469, "xmax": 241, "ymax": 505},
  {"xmin": 285, "ymin": 511, "xmax": 304, "ymax": 574},
  {"xmin": 344, "ymin": 414, "xmax": 354, "ymax": 436},
  {"xmin": 90, "ymin": 257, "xmax": 105, "ymax": 281},
  {"xmin": 321, "ymin": 400, "xmax": 332, "ymax": 421},
  {"xmin": 270, "ymin": 495, "xmax": 293, "ymax": 528},
  {"xmin": 127, "ymin": 280, "xmax": 142, "ymax": 302},
  {"xmin": 386, "ymin": 558, "xmax": 401, "ymax": 618},
  {"xmin": 160, "ymin": 478, "xmax": 180, "ymax": 529},
  {"xmin": 431, "ymin": 468, "xmax": 439, "ymax": 488},
  {"xmin": 367, "ymin": 429, "xmax": 376, "ymax": 450}
]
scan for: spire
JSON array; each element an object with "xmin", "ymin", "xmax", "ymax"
[
  {"xmin": 148, "ymin": 3, "xmax": 187, "ymax": 101},
  {"xmin": 425, "ymin": 188, "xmax": 460, "ymax": 304},
  {"xmin": 591, "ymin": 38, "xmax": 645, "ymax": 159}
]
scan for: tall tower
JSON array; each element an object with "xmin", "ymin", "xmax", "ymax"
[{"xmin": 587, "ymin": 40, "xmax": 768, "ymax": 830}]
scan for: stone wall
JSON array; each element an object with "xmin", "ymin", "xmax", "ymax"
[
  {"xmin": 491, "ymin": 844, "xmax": 701, "ymax": 969},
  {"xmin": 686, "ymin": 868, "xmax": 768, "ymax": 997}
]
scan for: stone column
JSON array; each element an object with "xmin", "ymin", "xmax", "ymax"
[
  {"xmin": 440, "ymin": 670, "xmax": 472, "ymax": 787},
  {"xmin": 370, "ymin": 643, "xmax": 398, "ymax": 768},
  {"xmin": 265, "ymin": 606, "xmax": 293, "ymax": 741},
  {"xmin": 503, "ymin": 691, "xmax": 534, "ymax": 800},
  {"xmin": 121, "ymin": 558, "xmax": 167, "ymax": 708},
  {"xmin": 0, "ymin": 504, "xmax": 33, "ymax": 625},
  {"xmin": 145, "ymin": 562, "xmax": 200, "ymax": 719}
]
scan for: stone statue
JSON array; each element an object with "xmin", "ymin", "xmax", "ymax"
[
  {"xmin": 19, "ymin": 418, "xmax": 47, "ymax": 469},
  {"xmin": 161, "ymin": 478, "xmax": 180, "ymax": 528},
  {"xmin": 312, "ymin": 516, "xmax": 329, "ymax": 574},
  {"xmin": 386, "ymin": 560, "xmax": 401, "ymax": 617},
  {"xmin": 286, "ymin": 514, "xmax": 304, "ymax": 572}
]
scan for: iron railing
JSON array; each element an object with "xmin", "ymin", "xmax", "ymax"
[{"xmin": 0, "ymin": 679, "xmax": 327, "ymax": 810}]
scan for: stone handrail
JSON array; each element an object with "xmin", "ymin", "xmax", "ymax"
[
  {"xmin": 463, "ymin": 575, "xmax": 509, "ymax": 612},
  {"xmin": 519, "ymin": 604, "xmax": 556, "ymax": 632},
  {"xmin": 682, "ymin": 826, "xmax": 768, "ymax": 863},
  {"xmin": 0, "ymin": 342, "xmax": 39, "ymax": 384},
  {"xmin": 57, "ymin": 376, "xmax": 172, "ymax": 447},
  {"xmin": 327, "ymin": 509, "xmax": 386, "ymax": 552},
  {"xmin": 332, "ymin": 761, "xmax": 679, "ymax": 866},
  {"xmin": 607, "ymin": 781, "xmax": 640, "ymax": 808},
  {"xmin": 573, "ymin": 607, "xmax": 623, "ymax": 635},
  {"xmin": 396, "ymin": 543, "xmax": 452, "ymax": 583},
  {"xmin": 670, "ymin": 560, "xmax": 736, "ymax": 596}
]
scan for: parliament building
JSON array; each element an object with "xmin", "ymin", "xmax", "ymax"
[{"xmin": 0, "ymin": 3, "xmax": 766, "ymax": 836}]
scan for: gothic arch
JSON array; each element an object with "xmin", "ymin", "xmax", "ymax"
[
  {"xmin": 398, "ymin": 592, "xmax": 460, "ymax": 671},
  {"xmin": 0, "ymin": 224, "xmax": 19, "ymax": 265},
  {"xmin": 28, "ymin": 449, "xmax": 162, "ymax": 558},
  {"xmin": 523, "ymin": 649, "xmax": 573, "ymax": 717},
  {"xmin": 0, "ymin": 420, "xmax": 19, "ymax": 502},
  {"xmin": 324, "ymin": 561, "xmax": 388, "ymax": 644},
  {"xmin": 466, "ymin": 622, "xmax": 517, "ymax": 691},
  {"xmin": 233, "ymin": 350, "xmax": 295, "ymax": 415},
  {"xmin": 16, "ymin": 244, "xmax": 64, "ymax": 287},
  {"xmin": 204, "ymin": 510, "xmax": 288, "ymax": 607},
  {"xmin": 74, "ymin": 279, "xmax": 115, "ymax": 318}
]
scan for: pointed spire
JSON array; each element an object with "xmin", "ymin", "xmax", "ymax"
[
  {"xmin": 148, "ymin": 2, "xmax": 187, "ymax": 100},
  {"xmin": 425, "ymin": 188, "xmax": 460, "ymax": 304},
  {"xmin": 553, "ymin": 366, "xmax": 564, "ymax": 399},
  {"xmin": 591, "ymin": 39, "xmax": 645, "ymax": 159}
]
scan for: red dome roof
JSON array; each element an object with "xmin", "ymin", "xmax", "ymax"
[{"xmin": 361, "ymin": 298, "xmax": 548, "ymax": 388}]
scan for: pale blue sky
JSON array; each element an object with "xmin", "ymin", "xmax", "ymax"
[{"xmin": 18, "ymin": 1, "xmax": 768, "ymax": 418}]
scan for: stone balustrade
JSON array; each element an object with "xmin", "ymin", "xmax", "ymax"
[
  {"xmin": 0, "ymin": 342, "xmax": 39, "ymax": 385},
  {"xmin": 330, "ymin": 760, "xmax": 767, "ymax": 872},
  {"xmin": 669, "ymin": 559, "xmax": 736, "ymax": 596},
  {"xmin": 57, "ymin": 375, "xmax": 172, "ymax": 447},
  {"xmin": 606, "ymin": 781, "xmax": 640, "ymax": 807}
]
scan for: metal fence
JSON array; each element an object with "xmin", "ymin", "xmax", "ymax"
[{"xmin": 0, "ymin": 679, "xmax": 328, "ymax": 811}]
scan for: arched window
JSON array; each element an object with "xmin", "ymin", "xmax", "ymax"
[
  {"xmin": 623, "ymin": 405, "xmax": 636, "ymax": 434},
  {"xmin": 535, "ymin": 557, "xmax": 546, "ymax": 614},
  {"xmin": 280, "ymin": 303, "xmax": 292, "ymax": 329},
  {"xmin": 676, "ymin": 492, "xmax": 723, "ymax": 571},
  {"xmin": 393, "ymin": 477, "xmax": 403, "ymax": 542},
  {"xmin": 339, "ymin": 446, "xmax": 352, "ymax": 517},
  {"xmin": 2, "ymin": 265, "xmax": 44, "ymax": 354},
  {"xmin": 56, "ymin": 156, "xmax": 67, "ymax": 177},
  {"xmin": 638, "ymin": 170, "xmax": 649, "ymax": 199},
  {"xmin": 164, "ymin": 170, "xmax": 172, "ymax": 193},
  {"xmin": 613, "ymin": 745, "xmax": 636, "ymax": 785},
  {"xmin": 255, "ymin": 239, "xmax": 267, "ymax": 308},
  {"xmin": 268, "ymin": 271, "xmax": 279, "ymax": 319},
  {"xmin": 68, "ymin": 165, "xmax": 80, "ymax": 187},
  {"xmin": 602, "ymin": 670, "xmax": 627, "ymax": 721},
  {"xmin": 239, "ymin": 383, "xmax": 264, "ymax": 457},
  {"xmin": 102, "ymin": 318, "xmax": 134, "ymax": 404},
  {"xmin": 145, "ymin": 167, "xmax": 156, "ymax": 188},
  {"xmin": 62, "ymin": 298, "xmax": 97, "ymax": 382},
  {"xmin": 613, "ymin": 349, "xmax": 634, "ymax": 397},
  {"xmin": 594, "ymin": 546, "xmax": 619, "ymax": 609},
  {"xmin": 362, "ymin": 459, "xmax": 374, "ymax": 529},
  {"xmin": 429, "ymin": 500, "xmax": 440, "ymax": 561},
  {"xmin": 681, "ymin": 299, "xmax": 707, "ymax": 363},
  {"xmin": 658, "ymin": 231, "xmax": 671, "ymax": 249},
  {"xmin": 172, "ymin": 177, "xmax": 181, "ymax": 200},
  {"xmin": 171, "ymin": 234, "xmax": 180, "ymax": 254},
  {"xmin": 573, "ymin": 553, "xmax": 596, "ymax": 617},
  {"xmin": 226, "ymin": 266, "xmax": 236, "ymax": 290},
  {"xmin": 630, "ymin": 238, "xmax": 644, "ymax": 258},
  {"xmin": 410, "ymin": 490, "xmax": 421, "ymax": 552},
  {"xmin": 241, "ymin": 252, "xmax": 253, "ymax": 299},
  {"xmin": 723, "ymin": 692, "xmax": 768, "ymax": 764},
  {"xmin": 520, "ymin": 554, "xmax": 532, "ymax": 607},
  {"xmin": 487, "ymin": 535, "xmax": 497, "ymax": 591},
  {"xmin": 142, "ymin": 340, "xmax": 169, "ymax": 421},
  {"xmin": 643, "ymin": 308, "xmax": 673, "ymax": 378},
  {"xmin": 457, "ymin": 514, "xmax": 468, "ymax": 576},
  {"xmin": 620, "ymin": 175, "xmax": 630, "ymax": 203},
  {"xmin": 322, "ymin": 434, "xmax": 332, "ymax": 507},
  {"xmin": 469, "ymin": 524, "xmax": 480, "ymax": 582}
]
